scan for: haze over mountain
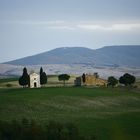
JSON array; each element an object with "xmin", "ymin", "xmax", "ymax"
[{"xmin": 4, "ymin": 45, "xmax": 140, "ymax": 67}]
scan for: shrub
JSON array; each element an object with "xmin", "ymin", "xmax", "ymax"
[
  {"xmin": 6, "ymin": 83, "xmax": 13, "ymax": 88},
  {"xmin": 0, "ymin": 119, "xmax": 96, "ymax": 140}
]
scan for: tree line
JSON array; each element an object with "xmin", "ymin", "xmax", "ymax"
[
  {"xmin": 107, "ymin": 73, "xmax": 136, "ymax": 88},
  {"xmin": 18, "ymin": 67, "xmax": 136, "ymax": 88},
  {"xmin": 19, "ymin": 67, "xmax": 71, "ymax": 87}
]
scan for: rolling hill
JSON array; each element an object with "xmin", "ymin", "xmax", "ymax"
[{"xmin": 4, "ymin": 45, "xmax": 140, "ymax": 67}]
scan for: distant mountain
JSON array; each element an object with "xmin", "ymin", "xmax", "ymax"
[
  {"xmin": 4, "ymin": 45, "xmax": 140, "ymax": 67},
  {"xmin": 96, "ymin": 45, "xmax": 140, "ymax": 66}
]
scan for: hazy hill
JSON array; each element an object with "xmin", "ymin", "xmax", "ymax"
[
  {"xmin": 96, "ymin": 45, "xmax": 140, "ymax": 66},
  {"xmin": 4, "ymin": 45, "xmax": 140, "ymax": 67}
]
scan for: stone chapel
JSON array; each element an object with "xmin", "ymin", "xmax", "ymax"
[{"xmin": 29, "ymin": 72, "xmax": 41, "ymax": 88}]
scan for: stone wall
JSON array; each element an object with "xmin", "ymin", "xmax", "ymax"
[
  {"xmin": 75, "ymin": 74, "xmax": 107, "ymax": 87},
  {"xmin": 85, "ymin": 74, "xmax": 107, "ymax": 86}
]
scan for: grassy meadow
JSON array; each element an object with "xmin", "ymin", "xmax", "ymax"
[{"xmin": 0, "ymin": 85, "xmax": 140, "ymax": 140}]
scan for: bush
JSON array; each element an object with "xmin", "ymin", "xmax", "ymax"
[
  {"xmin": 6, "ymin": 83, "xmax": 13, "ymax": 88},
  {"xmin": 0, "ymin": 119, "xmax": 96, "ymax": 140}
]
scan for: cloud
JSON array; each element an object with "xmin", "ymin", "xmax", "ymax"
[
  {"xmin": 46, "ymin": 25, "xmax": 75, "ymax": 30},
  {"xmin": 1, "ymin": 20, "xmax": 140, "ymax": 32},
  {"xmin": 77, "ymin": 23, "xmax": 140, "ymax": 31}
]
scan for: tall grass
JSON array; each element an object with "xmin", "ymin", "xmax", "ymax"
[{"xmin": 0, "ymin": 87, "xmax": 140, "ymax": 140}]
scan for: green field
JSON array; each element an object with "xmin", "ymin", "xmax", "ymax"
[{"xmin": 0, "ymin": 87, "xmax": 140, "ymax": 140}]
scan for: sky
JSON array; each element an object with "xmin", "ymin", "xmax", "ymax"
[{"xmin": 0, "ymin": 0, "xmax": 140, "ymax": 63}]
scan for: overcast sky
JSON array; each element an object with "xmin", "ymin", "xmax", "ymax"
[{"xmin": 0, "ymin": 0, "xmax": 140, "ymax": 62}]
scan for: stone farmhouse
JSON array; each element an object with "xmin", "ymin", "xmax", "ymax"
[
  {"xmin": 75, "ymin": 73, "xmax": 107, "ymax": 87},
  {"xmin": 29, "ymin": 72, "xmax": 41, "ymax": 88}
]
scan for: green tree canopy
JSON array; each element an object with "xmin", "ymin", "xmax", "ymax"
[
  {"xmin": 107, "ymin": 76, "xmax": 118, "ymax": 87},
  {"xmin": 19, "ymin": 67, "xmax": 30, "ymax": 87},
  {"xmin": 119, "ymin": 73, "xmax": 136, "ymax": 86},
  {"xmin": 40, "ymin": 67, "xmax": 47, "ymax": 86},
  {"xmin": 58, "ymin": 74, "xmax": 70, "ymax": 86}
]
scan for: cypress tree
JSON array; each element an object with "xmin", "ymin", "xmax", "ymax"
[
  {"xmin": 82, "ymin": 73, "xmax": 86, "ymax": 83},
  {"xmin": 19, "ymin": 67, "xmax": 30, "ymax": 87},
  {"xmin": 40, "ymin": 67, "xmax": 47, "ymax": 86}
]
